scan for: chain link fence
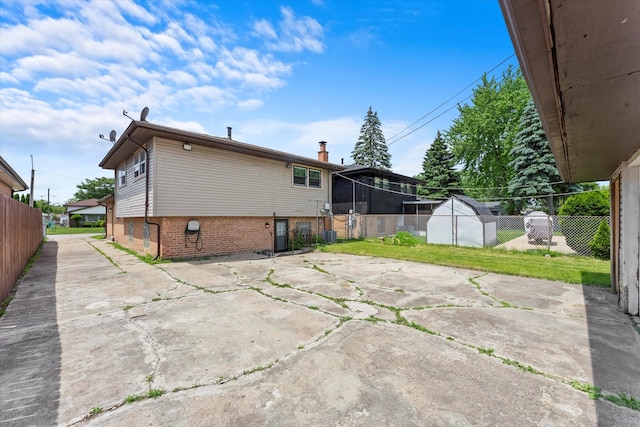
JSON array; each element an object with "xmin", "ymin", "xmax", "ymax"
[{"xmin": 333, "ymin": 214, "xmax": 610, "ymax": 257}]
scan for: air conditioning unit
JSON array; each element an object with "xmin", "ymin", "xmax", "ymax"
[{"xmin": 322, "ymin": 230, "xmax": 337, "ymax": 244}]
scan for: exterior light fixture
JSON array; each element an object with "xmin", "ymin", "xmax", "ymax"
[
  {"xmin": 183, "ymin": 143, "xmax": 192, "ymax": 151},
  {"xmin": 265, "ymin": 222, "xmax": 270, "ymax": 228}
]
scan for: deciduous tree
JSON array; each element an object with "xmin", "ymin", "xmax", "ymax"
[
  {"xmin": 446, "ymin": 66, "xmax": 529, "ymax": 212},
  {"xmin": 73, "ymin": 177, "xmax": 114, "ymax": 201}
]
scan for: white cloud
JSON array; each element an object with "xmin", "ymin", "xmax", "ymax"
[
  {"xmin": 253, "ymin": 19, "xmax": 277, "ymax": 39},
  {"xmin": 255, "ymin": 7, "xmax": 325, "ymax": 54},
  {"xmin": 166, "ymin": 70, "xmax": 198, "ymax": 86},
  {"xmin": 236, "ymin": 98, "xmax": 263, "ymax": 110}
]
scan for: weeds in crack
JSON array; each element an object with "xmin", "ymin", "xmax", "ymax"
[
  {"xmin": 263, "ymin": 269, "xmax": 291, "ymax": 288},
  {"xmin": 109, "ymin": 242, "xmax": 170, "ymax": 264},
  {"xmin": 502, "ymin": 358, "xmax": 543, "ymax": 376},
  {"xmin": 604, "ymin": 393, "xmax": 640, "ymax": 411},
  {"xmin": 312, "ymin": 264, "xmax": 330, "ymax": 275},
  {"xmin": 89, "ymin": 242, "xmax": 126, "ymax": 273},
  {"xmin": 242, "ymin": 359, "xmax": 279, "ymax": 376},
  {"xmin": 89, "ymin": 407, "xmax": 102, "ymax": 416},
  {"xmin": 362, "ymin": 315, "xmax": 386, "ymax": 323},
  {"xmin": 124, "ymin": 394, "xmax": 145, "ymax": 404},
  {"xmin": 148, "ymin": 388, "xmax": 165, "ymax": 399},
  {"xmin": 569, "ymin": 380, "xmax": 602, "ymax": 399}
]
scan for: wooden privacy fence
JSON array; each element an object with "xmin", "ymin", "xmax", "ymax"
[{"xmin": 1, "ymin": 195, "xmax": 44, "ymax": 302}]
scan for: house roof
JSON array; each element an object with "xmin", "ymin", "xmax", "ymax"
[
  {"xmin": 0, "ymin": 156, "xmax": 28, "ymax": 192},
  {"xmin": 99, "ymin": 121, "xmax": 346, "ymax": 172},
  {"xmin": 98, "ymin": 194, "xmax": 114, "ymax": 204},
  {"xmin": 336, "ymin": 164, "xmax": 424, "ymax": 184},
  {"xmin": 65, "ymin": 198, "xmax": 99, "ymax": 208},
  {"xmin": 499, "ymin": 0, "xmax": 640, "ymax": 182}
]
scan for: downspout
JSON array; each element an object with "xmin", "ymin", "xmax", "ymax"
[{"xmin": 124, "ymin": 133, "xmax": 161, "ymax": 260}]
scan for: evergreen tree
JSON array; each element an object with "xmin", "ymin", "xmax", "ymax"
[
  {"xmin": 508, "ymin": 98, "xmax": 579, "ymax": 213},
  {"xmin": 418, "ymin": 130, "xmax": 460, "ymax": 198},
  {"xmin": 351, "ymin": 106, "xmax": 392, "ymax": 170}
]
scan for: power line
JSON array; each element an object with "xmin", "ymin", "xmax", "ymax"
[
  {"xmin": 386, "ymin": 53, "xmax": 516, "ymax": 146},
  {"xmin": 334, "ymin": 172, "xmax": 600, "ymax": 202}
]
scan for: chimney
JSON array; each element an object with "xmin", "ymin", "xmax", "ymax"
[
  {"xmin": 227, "ymin": 126, "xmax": 232, "ymax": 140},
  {"xmin": 318, "ymin": 141, "xmax": 328, "ymax": 162}
]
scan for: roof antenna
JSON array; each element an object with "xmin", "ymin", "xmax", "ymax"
[{"xmin": 99, "ymin": 130, "xmax": 117, "ymax": 144}]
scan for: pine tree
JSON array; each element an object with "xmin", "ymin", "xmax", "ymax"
[
  {"xmin": 351, "ymin": 106, "xmax": 392, "ymax": 170},
  {"xmin": 508, "ymin": 98, "xmax": 579, "ymax": 213},
  {"xmin": 418, "ymin": 130, "xmax": 460, "ymax": 198}
]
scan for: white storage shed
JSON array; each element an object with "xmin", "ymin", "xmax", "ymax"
[{"xmin": 427, "ymin": 195, "xmax": 497, "ymax": 247}]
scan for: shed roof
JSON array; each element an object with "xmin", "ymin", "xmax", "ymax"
[{"xmin": 433, "ymin": 195, "xmax": 496, "ymax": 223}]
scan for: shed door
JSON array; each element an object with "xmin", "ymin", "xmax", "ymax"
[{"xmin": 275, "ymin": 219, "xmax": 288, "ymax": 252}]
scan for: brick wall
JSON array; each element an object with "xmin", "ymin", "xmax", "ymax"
[
  {"xmin": 109, "ymin": 215, "xmax": 325, "ymax": 259},
  {"xmin": 0, "ymin": 182, "xmax": 12, "ymax": 198}
]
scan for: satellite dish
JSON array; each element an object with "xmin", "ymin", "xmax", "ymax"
[
  {"xmin": 140, "ymin": 106, "xmax": 149, "ymax": 122},
  {"xmin": 109, "ymin": 130, "xmax": 117, "ymax": 143}
]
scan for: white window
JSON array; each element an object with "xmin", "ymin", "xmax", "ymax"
[
  {"xmin": 118, "ymin": 163, "xmax": 127, "ymax": 187},
  {"xmin": 309, "ymin": 169, "xmax": 321, "ymax": 188},
  {"xmin": 293, "ymin": 166, "xmax": 307, "ymax": 186},
  {"xmin": 292, "ymin": 166, "xmax": 322, "ymax": 189},
  {"xmin": 134, "ymin": 150, "xmax": 146, "ymax": 178}
]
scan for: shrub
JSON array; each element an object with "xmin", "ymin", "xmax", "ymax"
[
  {"xmin": 589, "ymin": 221, "xmax": 610, "ymax": 260},
  {"xmin": 558, "ymin": 190, "xmax": 609, "ymax": 216},
  {"xmin": 97, "ymin": 220, "xmax": 105, "ymax": 227},
  {"xmin": 384, "ymin": 231, "xmax": 419, "ymax": 247},
  {"xmin": 82, "ymin": 221, "xmax": 96, "ymax": 227},
  {"xmin": 559, "ymin": 191, "xmax": 609, "ymax": 255}
]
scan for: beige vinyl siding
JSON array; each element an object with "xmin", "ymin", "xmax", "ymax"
[
  {"xmin": 153, "ymin": 138, "xmax": 330, "ymax": 217},
  {"xmin": 115, "ymin": 145, "xmax": 154, "ymax": 217}
]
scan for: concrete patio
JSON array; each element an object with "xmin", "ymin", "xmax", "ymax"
[{"xmin": 1, "ymin": 235, "xmax": 638, "ymax": 426}]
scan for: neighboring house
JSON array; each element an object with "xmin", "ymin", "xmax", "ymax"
[
  {"xmin": 64, "ymin": 199, "xmax": 106, "ymax": 227},
  {"xmin": 98, "ymin": 121, "xmax": 344, "ymax": 259},
  {"xmin": 332, "ymin": 165, "xmax": 423, "ymax": 215},
  {"xmin": 500, "ymin": 0, "xmax": 639, "ymax": 315},
  {"xmin": 0, "ymin": 155, "xmax": 28, "ymax": 198},
  {"xmin": 427, "ymin": 195, "xmax": 497, "ymax": 247}
]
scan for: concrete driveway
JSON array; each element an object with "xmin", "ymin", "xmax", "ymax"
[{"xmin": 1, "ymin": 235, "xmax": 639, "ymax": 426}]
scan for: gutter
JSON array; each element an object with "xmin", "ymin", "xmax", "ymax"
[{"xmin": 124, "ymin": 133, "xmax": 161, "ymax": 260}]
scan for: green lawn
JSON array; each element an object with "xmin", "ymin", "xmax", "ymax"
[
  {"xmin": 496, "ymin": 229, "xmax": 525, "ymax": 244},
  {"xmin": 321, "ymin": 239, "xmax": 610, "ymax": 287},
  {"xmin": 47, "ymin": 226, "xmax": 105, "ymax": 235}
]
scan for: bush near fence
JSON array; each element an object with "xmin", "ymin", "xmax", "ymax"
[{"xmin": 1, "ymin": 196, "xmax": 44, "ymax": 302}]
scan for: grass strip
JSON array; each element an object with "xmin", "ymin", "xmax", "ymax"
[{"xmin": 321, "ymin": 240, "xmax": 610, "ymax": 286}]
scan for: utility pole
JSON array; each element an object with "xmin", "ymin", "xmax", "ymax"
[
  {"xmin": 47, "ymin": 188, "xmax": 51, "ymax": 218},
  {"xmin": 29, "ymin": 155, "xmax": 35, "ymax": 207}
]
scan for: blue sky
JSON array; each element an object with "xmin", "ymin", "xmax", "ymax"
[{"xmin": 0, "ymin": 0, "xmax": 517, "ymax": 204}]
